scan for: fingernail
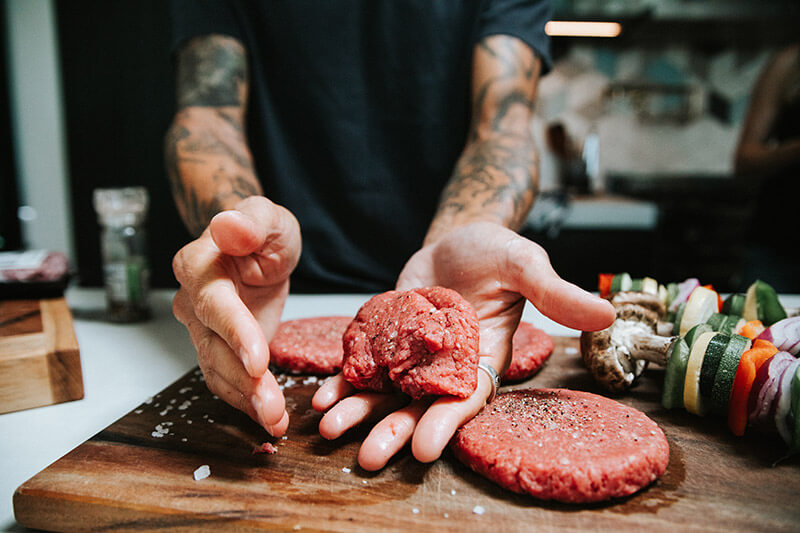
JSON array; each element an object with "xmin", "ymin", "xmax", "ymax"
[
  {"xmin": 266, "ymin": 411, "xmax": 288, "ymax": 437},
  {"xmin": 252, "ymin": 395, "xmax": 266, "ymax": 427},
  {"xmin": 241, "ymin": 349, "xmax": 256, "ymax": 376}
]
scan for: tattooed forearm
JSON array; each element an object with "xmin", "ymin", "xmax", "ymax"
[
  {"xmin": 437, "ymin": 134, "xmax": 537, "ymax": 230},
  {"xmin": 165, "ymin": 35, "xmax": 261, "ymax": 237},
  {"xmin": 165, "ymin": 110, "xmax": 261, "ymax": 236},
  {"xmin": 176, "ymin": 35, "xmax": 248, "ymax": 109},
  {"xmin": 426, "ymin": 35, "xmax": 541, "ymax": 245}
]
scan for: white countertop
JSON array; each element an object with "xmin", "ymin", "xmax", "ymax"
[{"xmin": 1, "ymin": 288, "xmax": 797, "ymax": 530}]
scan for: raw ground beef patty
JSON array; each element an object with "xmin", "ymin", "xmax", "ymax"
[
  {"xmin": 268, "ymin": 316, "xmax": 352, "ymax": 374},
  {"xmin": 452, "ymin": 389, "xmax": 669, "ymax": 503},
  {"xmin": 503, "ymin": 322, "xmax": 555, "ymax": 383},
  {"xmin": 342, "ymin": 286, "xmax": 480, "ymax": 399}
]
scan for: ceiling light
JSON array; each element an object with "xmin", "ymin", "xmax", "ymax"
[{"xmin": 545, "ymin": 21, "xmax": 622, "ymax": 38}]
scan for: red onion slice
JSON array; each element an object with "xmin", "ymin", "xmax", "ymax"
[
  {"xmin": 757, "ymin": 316, "xmax": 800, "ymax": 356},
  {"xmin": 748, "ymin": 351, "xmax": 795, "ymax": 432},
  {"xmin": 669, "ymin": 278, "xmax": 700, "ymax": 312},
  {"xmin": 775, "ymin": 357, "xmax": 800, "ymax": 444}
]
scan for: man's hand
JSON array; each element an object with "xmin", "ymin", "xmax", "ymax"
[
  {"xmin": 172, "ymin": 196, "xmax": 302, "ymax": 436},
  {"xmin": 312, "ymin": 222, "xmax": 615, "ymax": 470}
]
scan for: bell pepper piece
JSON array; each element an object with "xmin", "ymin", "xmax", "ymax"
[
  {"xmin": 598, "ymin": 273, "xmax": 614, "ymax": 298},
  {"xmin": 727, "ymin": 339, "xmax": 779, "ymax": 436},
  {"xmin": 738, "ymin": 320, "xmax": 765, "ymax": 340}
]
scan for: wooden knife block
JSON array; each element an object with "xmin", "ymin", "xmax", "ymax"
[{"xmin": 0, "ymin": 297, "xmax": 83, "ymax": 414}]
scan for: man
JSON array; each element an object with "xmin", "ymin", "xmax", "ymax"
[
  {"xmin": 166, "ymin": 1, "xmax": 615, "ymax": 471},
  {"xmin": 735, "ymin": 44, "xmax": 800, "ymax": 292}
]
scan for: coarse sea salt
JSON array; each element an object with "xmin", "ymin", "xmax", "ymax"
[
  {"xmin": 193, "ymin": 465, "xmax": 211, "ymax": 481},
  {"xmin": 151, "ymin": 423, "xmax": 170, "ymax": 438},
  {"xmin": 472, "ymin": 505, "xmax": 485, "ymax": 515},
  {"xmin": 342, "ymin": 467, "xmax": 351, "ymax": 474}
]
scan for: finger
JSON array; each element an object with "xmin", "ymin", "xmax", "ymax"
[
  {"xmin": 201, "ymin": 367, "xmax": 259, "ymax": 421},
  {"xmin": 266, "ymin": 410, "xmax": 290, "ymax": 438},
  {"xmin": 173, "ymin": 267, "xmax": 269, "ymax": 377},
  {"xmin": 411, "ymin": 368, "xmax": 494, "ymax": 463},
  {"xmin": 177, "ymin": 294, "xmax": 286, "ymax": 427},
  {"xmin": 503, "ymin": 237, "xmax": 615, "ymax": 332},
  {"xmin": 194, "ymin": 330, "xmax": 287, "ymax": 428},
  {"xmin": 311, "ymin": 373, "xmax": 356, "ymax": 412},
  {"xmin": 209, "ymin": 197, "xmax": 301, "ymax": 286},
  {"xmin": 474, "ymin": 303, "xmax": 524, "ymax": 376},
  {"xmin": 206, "ymin": 371, "xmax": 288, "ymax": 437},
  {"xmin": 318, "ymin": 393, "xmax": 409, "ymax": 440},
  {"xmin": 357, "ymin": 400, "xmax": 429, "ymax": 471},
  {"xmin": 208, "ymin": 210, "xmax": 264, "ymax": 257}
]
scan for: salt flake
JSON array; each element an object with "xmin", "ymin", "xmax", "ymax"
[{"xmin": 193, "ymin": 465, "xmax": 211, "ymax": 481}]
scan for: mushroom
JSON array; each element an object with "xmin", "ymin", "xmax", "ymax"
[
  {"xmin": 580, "ymin": 302, "xmax": 678, "ymax": 393},
  {"xmin": 609, "ymin": 291, "xmax": 674, "ymax": 336}
]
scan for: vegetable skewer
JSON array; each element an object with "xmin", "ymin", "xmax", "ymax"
[{"xmin": 584, "ymin": 274, "xmax": 800, "ymax": 454}]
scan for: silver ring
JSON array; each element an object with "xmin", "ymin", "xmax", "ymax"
[{"xmin": 477, "ymin": 360, "xmax": 501, "ymax": 404}]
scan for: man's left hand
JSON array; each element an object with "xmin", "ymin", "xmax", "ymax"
[{"xmin": 312, "ymin": 222, "xmax": 615, "ymax": 470}]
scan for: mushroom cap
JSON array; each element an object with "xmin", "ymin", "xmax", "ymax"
[
  {"xmin": 610, "ymin": 291, "xmax": 666, "ymax": 318},
  {"xmin": 614, "ymin": 303, "xmax": 660, "ymax": 329},
  {"xmin": 580, "ymin": 306, "xmax": 657, "ymax": 393}
]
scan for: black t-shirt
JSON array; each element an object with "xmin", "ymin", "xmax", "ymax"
[{"xmin": 168, "ymin": 0, "xmax": 551, "ymax": 293}]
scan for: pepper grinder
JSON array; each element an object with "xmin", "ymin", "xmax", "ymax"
[{"xmin": 93, "ymin": 187, "xmax": 151, "ymax": 322}]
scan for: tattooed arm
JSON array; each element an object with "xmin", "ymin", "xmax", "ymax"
[
  {"xmin": 167, "ymin": 35, "xmax": 302, "ymax": 438},
  {"xmin": 165, "ymin": 34, "xmax": 261, "ymax": 237},
  {"xmin": 424, "ymin": 35, "xmax": 541, "ymax": 246}
]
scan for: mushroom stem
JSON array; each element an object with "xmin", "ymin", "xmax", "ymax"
[
  {"xmin": 656, "ymin": 321, "xmax": 674, "ymax": 337},
  {"xmin": 629, "ymin": 333, "xmax": 677, "ymax": 365}
]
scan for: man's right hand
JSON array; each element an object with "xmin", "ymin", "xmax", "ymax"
[{"xmin": 172, "ymin": 196, "xmax": 302, "ymax": 436}]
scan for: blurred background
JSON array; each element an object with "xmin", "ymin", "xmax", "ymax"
[{"xmin": 1, "ymin": 0, "xmax": 798, "ymax": 294}]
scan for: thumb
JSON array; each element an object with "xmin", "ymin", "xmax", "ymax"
[
  {"xmin": 209, "ymin": 196, "xmax": 286, "ymax": 257},
  {"xmin": 209, "ymin": 196, "xmax": 302, "ymax": 285},
  {"xmin": 209, "ymin": 209, "xmax": 264, "ymax": 257},
  {"xmin": 504, "ymin": 237, "xmax": 615, "ymax": 332}
]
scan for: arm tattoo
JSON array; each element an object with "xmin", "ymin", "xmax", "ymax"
[
  {"xmin": 166, "ymin": 35, "xmax": 261, "ymax": 236},
  {"xmin": 428, "ymin": 35, "xmax": 540, "ymax": 241},
  {"xmin": 439, "ymin": 134, "xmax": 537, "ymax": 230},
  {"xmin": 176, "ymin": 35, "xmax": 248, "ymax": 108}
]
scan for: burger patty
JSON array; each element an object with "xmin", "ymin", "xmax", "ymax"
[
  {"xmin": 269, "ymin": 316, "xmax": 352, "ymax": 375},
  {"xmin": 342, "ymin": 286, "xmax": 479, "ymax": 399},
  {"xmin": 452, "ymin": 389, "xmax": 669, "ymax": 503},
  {"xmin": 503, "ymin": 322, "xmax": 555, "ymax": 383}
]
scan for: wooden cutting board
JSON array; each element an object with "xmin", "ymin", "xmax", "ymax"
[
  {"xmin": 0, "ymin": 297, "xmax": 83, "ymax": 414},
  {"xmin": 13, "ymin": 337, "xmax": 800, "ymax": 532}
]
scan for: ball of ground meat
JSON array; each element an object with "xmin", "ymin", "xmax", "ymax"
[{"xmin": 342, "ymin": 286, "xmax": 480, "ymax": 399}]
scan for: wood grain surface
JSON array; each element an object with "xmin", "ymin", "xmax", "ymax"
[
  {"xmin": 0, "ymin": 298, "xmax": 83, "ymax": 415},
  {"xmin": 13, "ymin": 337, "xmax": 800, "ymax": 532}
]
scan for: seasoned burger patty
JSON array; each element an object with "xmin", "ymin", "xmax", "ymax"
[
  {"xmin": 342, "ymin": 287, "xmax": 479, "ymax": 399},
  {"xmin": 503, "ymin": 322, "xmax": 555, "ymax": 383},
  {"xmin": 269, "ymin": 316, "xmax": 352, "ymax": 375},
  {"xmin": 452, "ymin": 389, "xmax": 669, "ymax": 503}
]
